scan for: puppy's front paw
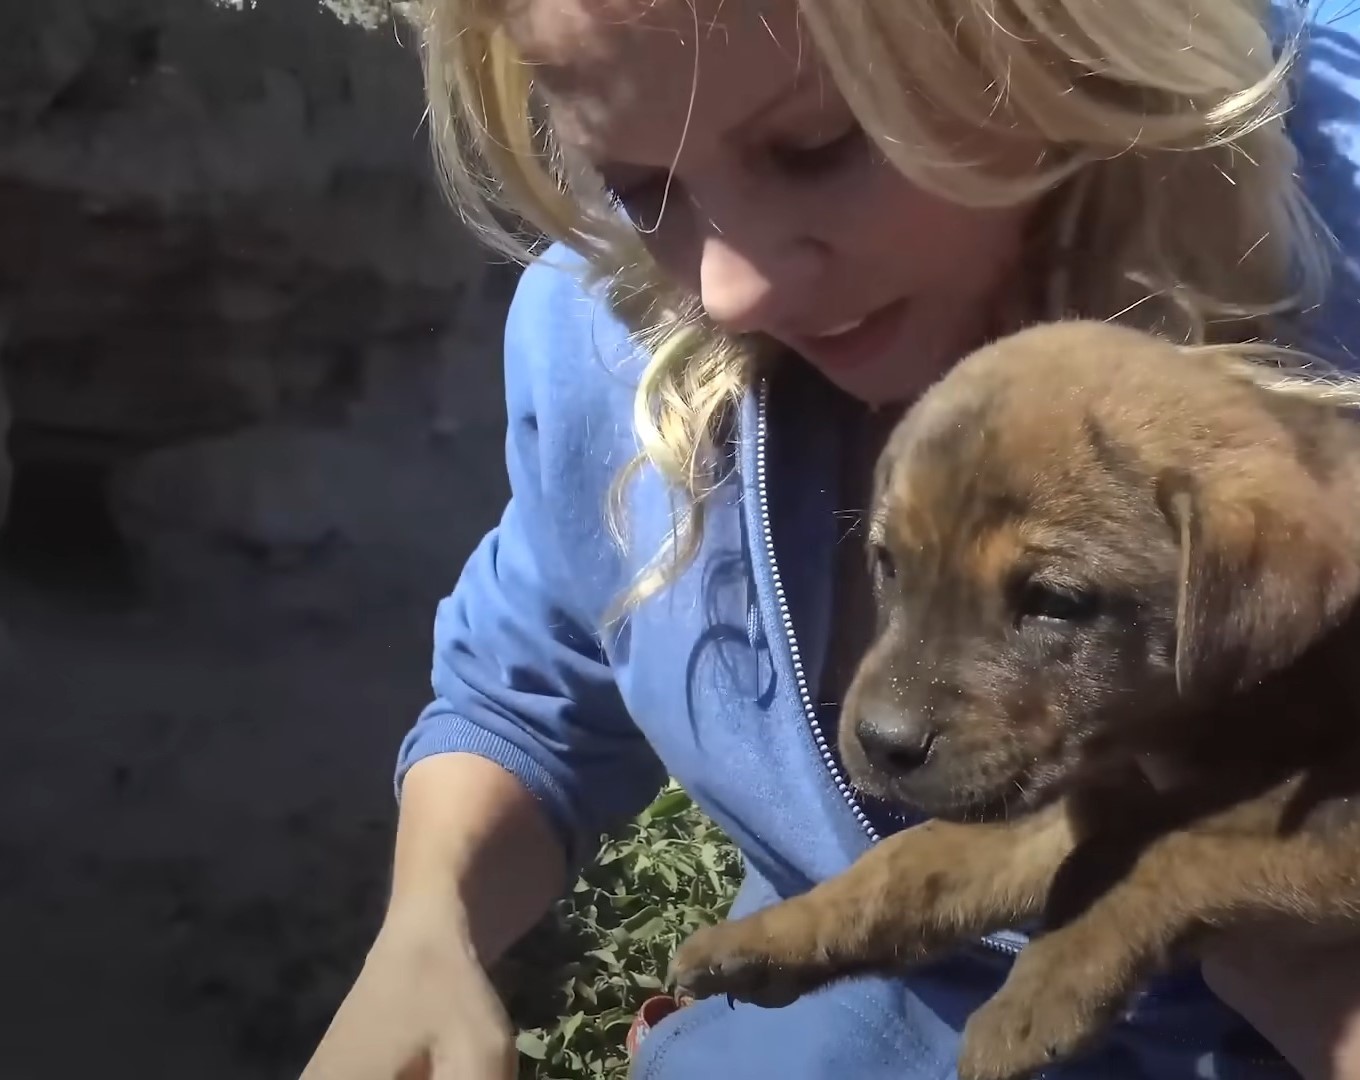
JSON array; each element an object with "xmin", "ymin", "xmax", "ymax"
[
  {"xmin": 668, "ymin": 917, "xmax": 826, "ymax": 1009},
  {"xmin": 957, "ymin": 968, "xmax": 1105, "ymax": 1080}
]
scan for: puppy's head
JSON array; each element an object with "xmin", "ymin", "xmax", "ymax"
[{"xmin": 840, "ymin": 321, "xmax": 1360, "ymax": 820}]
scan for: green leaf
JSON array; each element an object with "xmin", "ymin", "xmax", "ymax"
[
  {"xmin": 559, "ymin": 1010, "xmax": 586, "ymax": 1043},
  {"xmin": 498, "ymin": 779, "xmax": 739, "ymax": 1079},
  {"xmin": 633, "ymin": 916, "xmax": 669, "ymax": 942},
  {"xmin": 516, "ymin": 1030, "xmax": 549, "ymax": 1060},
  {"xmin": 646, "ymin": 788, "xmax": 693, "ymax": 819},
  {"xmin": 621, "ymin": 905, "xmax": 664, "ymax": 932}
]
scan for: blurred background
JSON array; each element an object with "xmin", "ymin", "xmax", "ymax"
[{"xmin": 0, "ymin": 1, "xmax": 522, "ymax": 1074}]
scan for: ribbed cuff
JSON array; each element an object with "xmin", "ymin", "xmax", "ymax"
[{"xmin": 394, "ymin": 712, "xmax": 584, "ymax": 869}]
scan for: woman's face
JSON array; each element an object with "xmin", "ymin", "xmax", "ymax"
[{"xmin": 507, "ymin": 0, "xmax": 1039, "ymax": 406}]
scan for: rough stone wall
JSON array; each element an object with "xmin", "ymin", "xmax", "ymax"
[
  {"xmin": 0, "ymin": 2, "xmax": 521, "ymax": 1075},
  {"xmin": 0, "ymin": 313, "xmax": 11, "ymax": 533},
  {"xmin": 0, "ymin": 0, "xmax": 501, "ymax": 494}
]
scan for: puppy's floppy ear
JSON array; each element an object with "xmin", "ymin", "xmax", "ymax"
[{"xmin": 1156, "ymin": 467, "xmax": 1360, "ymax": 699}]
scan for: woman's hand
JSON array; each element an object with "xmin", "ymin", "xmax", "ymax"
[
  {"xmin": 297, "ymin": 754, "xmax": 565, "ymax": 1079},
  {"xmin": 300, "ymin": 898, "xmax": 517, "ymax": 1080},
  {"xmin": 1203, "ymin": 927, "xmax": 1360, "ymax": 1080}
]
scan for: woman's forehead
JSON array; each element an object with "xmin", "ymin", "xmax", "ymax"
[
  {"xmin": 505, "ymin": 0, "xmax": 800, "ymax": 66},
  {"xmin": 505, "ymin": 0, "xmax": 821, "ymax": 163}
]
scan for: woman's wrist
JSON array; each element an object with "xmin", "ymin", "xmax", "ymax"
[{"xmin": 383, "ymin": 876, "xmax": 474, "ymax": 941}]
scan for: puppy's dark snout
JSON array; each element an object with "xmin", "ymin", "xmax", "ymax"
[{"xmin": 855, "ymin": 706, "xmax": 937, "ymax": 774}]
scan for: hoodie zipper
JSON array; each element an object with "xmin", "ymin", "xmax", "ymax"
[
  {"xmin": 751, "ymin": 380, "xmax": 1023, "ymax": 959},
  {"xmin": 753, "ymin": 380, "xmax": 879, "ymax": 843}
]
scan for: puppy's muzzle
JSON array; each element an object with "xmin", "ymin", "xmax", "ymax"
[{"xmin": 855, "ymin": 707, "xmax": 938, "ymax": 774}]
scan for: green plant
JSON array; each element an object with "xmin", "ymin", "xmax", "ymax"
[{"xmin": 493, "ymin": 782, "xmax": 741, "ymax": 1079}]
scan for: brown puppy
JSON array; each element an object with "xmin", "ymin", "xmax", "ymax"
[{"xmin": 669, "ymin": 320, "xmax": 1360, "ymax": 1080}]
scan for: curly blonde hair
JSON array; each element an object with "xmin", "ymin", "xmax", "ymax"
[{"xmin": 406, "ymin": 0, "xmax": 1338, "ymax": 613}]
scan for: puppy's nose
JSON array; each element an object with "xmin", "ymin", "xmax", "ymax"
[{"xmin": 855, "ymin": 707, "xmax": 937, "ymax": 773}]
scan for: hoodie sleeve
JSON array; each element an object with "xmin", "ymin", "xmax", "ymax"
[
  {"xmin": 395, "ymin": 255, "xmax": 666, "ymax": 871},
  {"xmin": 1290, "ymin": 0, "xmax": 1360, "ymax": 362}
]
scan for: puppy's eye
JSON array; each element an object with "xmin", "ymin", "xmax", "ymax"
[
  {"xmin": 1017, "ymin": 580, "xmax": 1099, "ymax": 623},
  {"xmin": 870, "ymin": 543, "xmax": 897, "ymax": 583}
]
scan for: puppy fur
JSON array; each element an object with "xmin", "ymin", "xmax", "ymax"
[{"xmin": 669, "ymin": 321, "xmax": 1360, "ymax": 1080}]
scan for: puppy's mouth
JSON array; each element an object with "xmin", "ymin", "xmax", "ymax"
[
  {"xmin": 850, "ymin": 764, "xmax": 1048, "ymax": 824},
  {"xmin": 920, "ymin": 788, "xmax": 1030, "ymax": 825}
]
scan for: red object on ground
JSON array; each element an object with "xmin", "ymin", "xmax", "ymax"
[{"xmin": 626, "ymin": 995, "xmax": 687, "ymax": 1057}]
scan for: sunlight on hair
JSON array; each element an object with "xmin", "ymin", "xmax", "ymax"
[{"xmin": 404, "ymin": 0, "xmax": 1347, "ymax": 618}]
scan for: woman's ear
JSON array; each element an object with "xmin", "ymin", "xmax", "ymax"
[{"xmin": 1156, "ymin": 466, "xmax": 1360, "ymax": 700}]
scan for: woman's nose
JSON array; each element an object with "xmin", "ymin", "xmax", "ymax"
[{"xmin": 697, "ymin": 231, "xmax": 826, "ymax": 337}]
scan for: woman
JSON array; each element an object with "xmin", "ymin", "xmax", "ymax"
[{"xmin": 302, "ymin": 0, "xmax": 1360, "ymax": 1077}]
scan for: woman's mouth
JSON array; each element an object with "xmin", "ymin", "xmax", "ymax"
[
  {"xmin": 794, "ymin": 298, "xmax": 912, "ymax": 372},
  {"xmin": 819, "ymin": 316, "xmax": 868, "ymax": 336}
]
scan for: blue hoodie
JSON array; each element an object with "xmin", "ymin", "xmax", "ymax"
[{"xmin": 397, "ymin": 9, "xmax": 1360, "ymax": 1078}]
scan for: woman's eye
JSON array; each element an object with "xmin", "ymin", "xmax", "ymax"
[
  {"xmin": 1017, "ymin": 580, "xmax": 1100, "ymax": 623},
  {"xmin": 769, "ymin": 124, "xmax": 866, "ymax": 178}
]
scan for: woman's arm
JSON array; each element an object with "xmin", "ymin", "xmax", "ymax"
[
  {"xmin": 300, "ymin": 753, "xmax": 560, "ymax": 1080},
  {"xmin": 388, "ymin": 752, "xmax": 566, "ymax": 965},
  {"xmin": 303, "ymin": 252, "xmax": 661, "ymax": 1080},
  {"xmin": 392, "ymin": 248, "xmax": 669, "ymax": 881}
]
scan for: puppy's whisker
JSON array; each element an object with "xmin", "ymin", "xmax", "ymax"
[{"xmin": 834, "ymin": 508, "xmax": 868, "ymax": 544}]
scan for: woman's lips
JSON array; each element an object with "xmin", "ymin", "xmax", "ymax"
[{"xmin": 793, "ymin": 298, "xmax": 912, "ymax": 372}]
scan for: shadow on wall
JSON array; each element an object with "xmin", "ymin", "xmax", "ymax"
[{"xmin": 0, "ymin": 1, "xmax": 520, "ymax": 1077}]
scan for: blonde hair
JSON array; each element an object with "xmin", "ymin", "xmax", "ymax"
[{"xmin": 407, "ymin": 0, "xmax": 1341, "ymax": 614}]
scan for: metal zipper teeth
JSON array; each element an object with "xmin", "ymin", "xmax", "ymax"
[
  {"xmin": 754, "ymin": 380, "xmax": 879, "ymax": 843},
  {"xmin": 753, "ymin": 379, "xmax": 1021, "ymax": 960}
]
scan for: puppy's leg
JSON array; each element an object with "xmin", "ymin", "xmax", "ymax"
[
  {"xmin": 957, "ymin": 826, "xmax": 1360, "ymax": 1080},
  {"xmin": 669, "ymin": 803, "xmax": 1076, "ymax": 1008}
]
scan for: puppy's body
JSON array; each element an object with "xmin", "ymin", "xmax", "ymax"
[{"xmin": 670, "ymin": 322, "xmax": 1360, "ymax": 1080}]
